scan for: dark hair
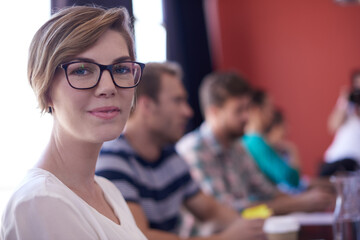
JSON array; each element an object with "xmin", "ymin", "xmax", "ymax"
[
  {"xmin": 136, "ymin": 62, "xmax": 182, "ymax": 101},
  {"xmin": 250, "ymin": 89, "xmax": 267, "ymax": 107},
  {"xmin": 265, "ymin": 108, "xmax": 284, "ymax": 133},
  {"xmin": 199, "ymin": 71, "xmax": 252, "ymax": 113},
  {"xmin": 351, "ymin": 69, "xmax": 360, "ymax": 88}
]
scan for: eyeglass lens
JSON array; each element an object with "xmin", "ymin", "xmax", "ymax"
[{"xmin": 66, "ymin": 62, "xmax": 141, "ymax": 89}]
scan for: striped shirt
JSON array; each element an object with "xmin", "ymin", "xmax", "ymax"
[{"xmin": 96, "ymin": 135, "xmax": 200, "ymax": 233}]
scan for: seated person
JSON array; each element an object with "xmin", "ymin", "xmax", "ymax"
[
  {"xmin": 265, "ymin": 109, "xmax": 335, "ymax": 193},
  {"xmin": 177, "ymin": 72, "xmax": 335, "ymax": 217},
  {"xmin": 265, "ymin": 108, "xmax": 301, "ymax": 171},
  {"xmin": 96, "ymin": 62, "xmax": 265, "ymax": 240},
  {"xmin": 242, "ymin": 90, "xmax": 301, "ymax": 190},
  {"xmin": 321, "ymin": 70, "xmax": 360, "ymax": 176},
  {"xmin": 264, "ymin": 108, "xmax": 308, "ymax": 193}
]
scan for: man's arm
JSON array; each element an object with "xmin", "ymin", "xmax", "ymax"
[
  {"xmin": 128, "ymin": 198, "xmax": 266, "ymax": 240},
  {"xmin": 127, "ymin": 202, "xmax": 222, "ymax": 240},
  {"xmin": 328, "ymin": 87, "xmax": 349, "ymax": 133},
  {"xmin": 265, "ymin": 188, "xmax": 336, "ymax": 215},
  {"xmin": 184, "ymin": 191, "xmax": 238, "ymax": 230},
  {"xmin": 183, "ymin": 192, "xmax": 266, "ymax": 240}
]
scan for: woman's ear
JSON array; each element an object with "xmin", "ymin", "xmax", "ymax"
[{"xmin": 45, "ymin": 92, "xmax": 54, "ymax": 114}]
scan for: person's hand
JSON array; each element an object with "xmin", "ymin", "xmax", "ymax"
[
  {"xmin": 328, "ymin": 86, "xmax": 351, "ymax": 133},
  {"xmin": 298, "ymin": 188, "xmax": 336, "ymax": 212},
  {"xmin": 339, "ymin": 86, "xmax": 350, "ymax": 101},
  {"xmin": 336, "ymin": 86, "xmax": 351, "ymax": 110},
  {"xmin": 308, "ymin": 177, "xmax": 335, "ymax": 194},
  {"xmin": 219, "ymin": 218, "xmax": 266, "ymax": 240},
  {"xmin": 272, "ymin": 140, "xmax": 301, "ymax": 169}
]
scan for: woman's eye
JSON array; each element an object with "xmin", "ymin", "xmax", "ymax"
[
  {"xmin": 114, "ymin": 65, "xmax": 131, "ymax": 74},
  {"xmin": 72, "ymin": 68, "xmax": 88, "ymax": 75},
  {"xmin": 67, "ymin": 63, "xmax": 96, "ymax": 76}
]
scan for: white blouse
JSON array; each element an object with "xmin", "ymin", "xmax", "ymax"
[
  {"xmin": 325, "ymin": 112, "xmax": 360, "ymax": 164},
  {"xmin": 1, "ymin": 168, "xmax": 147, "ymax": 240}
]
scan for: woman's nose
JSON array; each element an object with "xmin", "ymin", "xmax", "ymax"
[{"xmin": 95, "ymin": 70, "xmax": 117, "ymax": 97}]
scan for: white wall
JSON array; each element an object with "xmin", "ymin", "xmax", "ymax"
[{"xmin": 0, "ymin": 0, "xmax": 52, "ymax": 217}]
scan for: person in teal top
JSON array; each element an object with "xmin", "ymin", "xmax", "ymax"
[
  {"xmin": 265, "ymin": 109, "xmax": 302, "ymax": 173},
  {"xmin": 242, "ymin": 133, "xmax": 300, "ymax": 188},
  {"xmin": 242, "ymin": 90, "xmax": 301, "ymax": 190}
]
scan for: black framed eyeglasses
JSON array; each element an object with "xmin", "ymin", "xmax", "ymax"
[{"xmin": 59, "ymin": 60, "xmax": 145, "ymax": 90}]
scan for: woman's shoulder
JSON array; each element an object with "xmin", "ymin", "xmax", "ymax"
[
  {"xmin": 5, "ymin": 168, "xmax": 73, "ymax": 210},
  {"xmin": 1, "ymin": 169, "xmax": 103, "ymax": 240}
]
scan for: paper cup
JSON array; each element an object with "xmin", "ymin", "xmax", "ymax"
[{"xmin": 263, "ymin": 216, "xmax": 300, "ymax": 240}]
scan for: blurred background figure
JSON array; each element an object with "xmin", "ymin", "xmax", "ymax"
[
  {"xmin": 264, "ymin": 108, "xmax": 307, "ymax": 194},
  {"xmin": 242, "ymin": 89, "xmax": 301, "ymax": 191},
  {"xmin": 178, "ymin": 72, "xmax": 335, "ymax": 221},
  {"xmin": 265, "ymin": 108, "xmax": 301, "ymax": 171},
  {"xmin": 321, "ymin": 70, "xmax": 360, "ymax": 176},
  {"xmin": 97, "ymin": 63, "xmax": 266, "ymax": 240}
]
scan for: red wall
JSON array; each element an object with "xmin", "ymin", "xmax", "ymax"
[{"xmin": 205, "ymin": 0, "xmax": 360, "ymax": 177}]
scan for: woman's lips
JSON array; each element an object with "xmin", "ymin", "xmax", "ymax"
[{"xmin": 89, "ymin": 106, "xmax": 120, "ymax": 120}]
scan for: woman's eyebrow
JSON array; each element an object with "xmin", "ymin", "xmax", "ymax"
[
  {"xmin": 66, "ymin": 57, "xmax": 94, "ymax": 62},
  {"xmin": 112, "ymin": 56, "xmax": 132, "ymax": 63},
  {"xmin": 65, "ymin": 56, "xmax": 132, "ymax": 64}
]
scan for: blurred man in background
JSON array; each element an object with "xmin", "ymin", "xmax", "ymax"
[
  {"xmin": 177, "ymin": 71, "xmax": 335, "ymax": 218},
  {"xmin": 96, "ymin": 62, "xmax": 265, "ymax": 240}
]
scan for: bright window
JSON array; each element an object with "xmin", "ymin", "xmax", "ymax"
[
  {"xmin": 133, "ymin": 0, "xmax": 166, "ymax": 63},
  {"xmin": 0, "ymin": 1, "xmax": 52, "ymax": 216}
]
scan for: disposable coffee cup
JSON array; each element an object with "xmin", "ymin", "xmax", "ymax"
[{"xmin": 263, "ymin": 216, "xmax": 300, "ymax": 240}]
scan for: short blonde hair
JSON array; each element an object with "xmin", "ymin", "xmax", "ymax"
[{"xmin": 28, "ymin": 6, "xmax": 135, "ymax": 113}]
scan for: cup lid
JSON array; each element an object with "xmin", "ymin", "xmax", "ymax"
[{"xmin": 263, "ymin": 216, "xmax": 300, "ymax": 233}]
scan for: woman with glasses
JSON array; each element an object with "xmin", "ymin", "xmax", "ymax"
[{"xmin": 1, "ymin": 6, "xmax": 147, "ymax": 240}]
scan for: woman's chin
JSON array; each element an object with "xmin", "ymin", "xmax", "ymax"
[
  {"xmin": 97, "ymin": 125, "xmax": 125, "ymax": 142},
  {"xmin": 103, "ymin": 134, "xmax": 121, "ymax": 142},
  {"xmin": 97, "ymin": 131, "xmax": 123, "ymax": 142},
  {"xmin": 87, "ymin": 130, "xmax": 122, "ymax": 144}
]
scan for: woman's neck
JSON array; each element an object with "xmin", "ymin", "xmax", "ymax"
[{"xmin": 36, "ymin": 127, "xmax": 102, "ymax": 190}]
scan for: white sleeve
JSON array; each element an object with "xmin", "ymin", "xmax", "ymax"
[{"xmin": 4, "ymin": 196, "xmax": 99, "ymax": 240}]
